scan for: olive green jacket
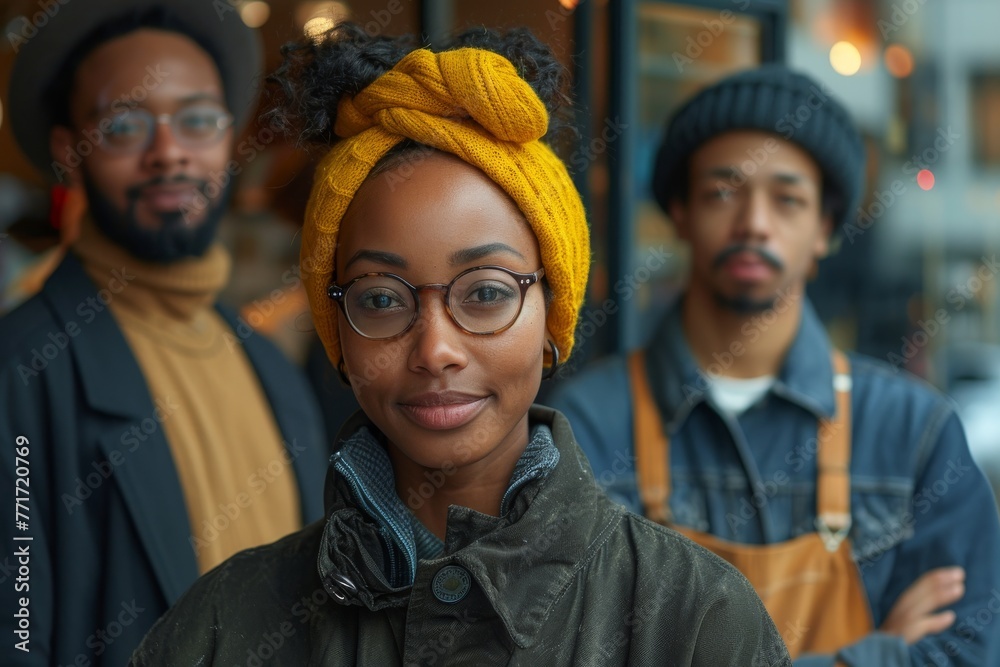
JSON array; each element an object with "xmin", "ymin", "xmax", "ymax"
[{"xmin": 131, "ymin": 407, "xmax": 791, "ymax": 666}]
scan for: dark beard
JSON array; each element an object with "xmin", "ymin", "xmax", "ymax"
[
  {"xmin": 711, "ymin": 292, "xmax": 777, "ymax": 314},
  {"xmin": 82, "ymin": 173, "xmax": 230, "ymax": 263},
  {"xmin": 710, "ymin": 243, "xmax": 784, "ymax": 314}
]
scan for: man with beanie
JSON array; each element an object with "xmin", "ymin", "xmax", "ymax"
[
  {"xmin": 549, "ymin": 65, "xmax": 1000, "ymax": 666},
  {"xmin": 0, "ymin": 2, "xmax": 327, "ymax": 663}
]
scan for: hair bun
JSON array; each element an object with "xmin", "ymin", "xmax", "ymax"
[{"xmin": 266, "ymin": 23, "xmax": 570, "ymax": 148}]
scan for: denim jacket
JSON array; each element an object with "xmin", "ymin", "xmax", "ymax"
[{"xmin": 547, "ymin": 300, "xmax": 1000, "ymax": 667}]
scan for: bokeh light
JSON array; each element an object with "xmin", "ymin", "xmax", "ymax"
[
  {"xmin": 296, "ymin": 2, "xmax": 350, "ymax": 30},
  {"xmin": 917, "ymin": 169, "xmax": 935, "ymax": 191},
  {"xmin": 830, "ymin": 41, "xmax": 862, "ymax": 76},
  {"xmin": 240, "ymin": 1, "xmax": 271, "ymax": 29},
  {"xmin": 884, "ymin": 44, "xmax": 915, "ymax": 78},
  {"xmin": 304, "ymin": 16, "xmax": 336, "ymax": 41}
]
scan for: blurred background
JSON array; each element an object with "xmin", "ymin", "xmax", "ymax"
[{"xmin": 1, "ymin": 0, "xmax": 998, "ymax": 500}]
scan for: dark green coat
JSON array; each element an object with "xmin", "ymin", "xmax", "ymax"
[{"xmin": 132, "ymin": 407, "xmax": 791, "ymax": 666}]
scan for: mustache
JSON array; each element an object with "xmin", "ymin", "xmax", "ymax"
[
  {"xmin": 125, "ymin": 175, "xmax": 208, "ymax": 201},
  {"xmin": 712, "ymin": 244, "xmax": 784, "ymax": 272}
]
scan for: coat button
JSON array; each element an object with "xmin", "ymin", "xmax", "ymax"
[
  {"xmin": 432, "ymin": 565, "xmax": 471, "ymax": 604},
  {"xmin": 329, "ymin": 572, "xmax": 357, "ymax": 601}
]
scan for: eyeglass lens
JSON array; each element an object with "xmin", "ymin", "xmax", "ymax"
[
  {"xmin": 344, "ymin": 268, "xmax": 526, "ymax": 338},
  {"xmin": 103, "ymin": 106, "xmax": 231, "ymax": 152}
]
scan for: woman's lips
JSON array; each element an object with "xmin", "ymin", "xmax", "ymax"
[{"xmin": 399, "ymin": 393, "xmax": 489, "ymax": 430}]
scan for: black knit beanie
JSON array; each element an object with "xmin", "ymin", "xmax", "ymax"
[{"xmin": 652, "ymin": 64, "xmax": 865, "ymax": 228}]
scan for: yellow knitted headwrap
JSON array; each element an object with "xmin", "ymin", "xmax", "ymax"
[{"xmin": 301, "ymin": 46, "xmax": 590, "ymax": 367}]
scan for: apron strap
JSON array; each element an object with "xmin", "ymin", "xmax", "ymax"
[
  {"xmin": 816, "ymin": 349, "xmax": 853, "ymax": 551},
  {"xmin": 629, "ymin": 348, "xmax": 853, "ymax": 549},
  {"xmin": 629, "ymin": 351, "xmax": 673, "ymax": 525}
]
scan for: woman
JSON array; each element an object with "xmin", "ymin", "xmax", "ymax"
[{"xmin": 131, "ymin": 25, "xmax": 790, "ymax": 666}]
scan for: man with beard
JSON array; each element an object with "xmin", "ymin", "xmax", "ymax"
[
  {"xmin": 0, "ymin": 2, "xmax": 327, "ymax": 663},
  {"xmin": 549, "ymin": 66, "xmax": 1000, "ymax": 666}
]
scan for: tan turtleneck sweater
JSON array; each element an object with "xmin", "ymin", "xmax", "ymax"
[{"xmin": 73, "ymin": 217, "xmax": 301, "ymax": 573}]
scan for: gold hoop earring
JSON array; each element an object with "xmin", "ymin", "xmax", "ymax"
[
  {"xmin": 542, "ymin": 340, "xmax": 560, "ymax": 381},
  {"xmin": 337, "ymin": 360, "xmax": 351, "ymax": 386}
]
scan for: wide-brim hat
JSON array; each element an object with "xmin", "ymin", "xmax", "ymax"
[{"xmin": 8, "ymin": 0, "xmax": 262, "ymax": 174}]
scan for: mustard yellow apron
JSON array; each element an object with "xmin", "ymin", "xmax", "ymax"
[{"xmin": 629, "ymin": 350, "xmax": 873, "ymax": 658}]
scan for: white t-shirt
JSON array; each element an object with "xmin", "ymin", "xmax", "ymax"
[{"xmin": 707, "ymin": 375, "xmax": 776, "ymax": 417}]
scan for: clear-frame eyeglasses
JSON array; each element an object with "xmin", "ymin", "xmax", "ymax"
[{"xmin": 91, "ymin": 105, "xmax": 234, "ymax": 154}]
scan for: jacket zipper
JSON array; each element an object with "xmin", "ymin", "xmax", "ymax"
[{"xmin": 334, "ymin": 458, "xmax": 417, "ymax": 586}]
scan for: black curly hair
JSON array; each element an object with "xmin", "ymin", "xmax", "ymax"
[{"xmin": 265, "ymin": 22, "xmax": 573, "ymax": 169}]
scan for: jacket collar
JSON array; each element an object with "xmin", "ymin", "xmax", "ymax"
[
  {"xmin": 647, "ymin": 296, "xmax": 837, "ymax": 430},
  {"xmin": 318, "ymin": 406, "xmax": 624, "ymax": 649},
  {"xmin": 41, "ymin": 253, "xmax": 154, "ymax": 420}
]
